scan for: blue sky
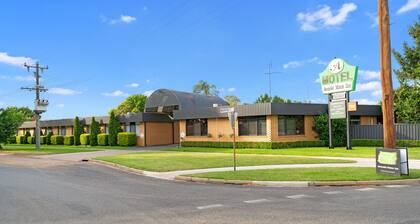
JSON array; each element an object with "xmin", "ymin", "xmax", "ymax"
[{"xmin": 0, "ymin": 0, "xmax": 419, "ymax": 119}]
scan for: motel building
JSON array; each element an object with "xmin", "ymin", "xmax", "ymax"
[{"xmin": 18, "ymin": 89, "xmax": 382, "ymax": 146}]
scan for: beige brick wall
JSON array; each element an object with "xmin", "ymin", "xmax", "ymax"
[
  {"xmin": 145, "ymin": 122, "xmax": 174, "ymax": 146},
  {"xmin": 360, "ymin": 116, "xmax": 378, "ymax": 125}
]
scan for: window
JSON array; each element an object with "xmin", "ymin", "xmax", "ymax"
[
  {"xmin": 47, "ymin": 127, "xmax": 52, "ymax": 134},
  {"xmin": 186, "ymin": 119, "xmax": 208, "ymax": 136},
  {"xmin": 350, "ymin": 116, "xmax": 361, "ymax": 125},
  {"xmin": 278, "ymin": 116, "xmax": 304, "ymax": 135},
  {"xmin": 238, "ymin": 116, "xmax": 266, "ymax": 136},
  {"xmin": 129, "ymin": 122, "xmax": 136, "ymax": 133},
  {"xmin": 60, "ymin": 127, "xmax": 66, "ymax": 136}
]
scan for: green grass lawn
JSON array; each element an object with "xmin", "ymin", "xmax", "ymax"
[
  {"xmin": 95, "ymin": 151, "xmax": 354, "ymax": 172},
  {"xmin": 187, "ymin": 167, "xmax": 420, "ymax": 181},
  {"xmin": 166, "ymin": 146, "xmax": 420, "ymax": 159},
  {"xmin": 0, "ymin": 144, "xmax": 131, "ymax": 154}
]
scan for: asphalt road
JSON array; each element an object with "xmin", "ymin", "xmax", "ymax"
[{"xmin": 1, "ymin": 160, "xmax": 420, "ymax": 224}]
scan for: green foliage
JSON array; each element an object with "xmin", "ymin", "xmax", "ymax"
[
  {"xmin": 51, "ymin": 135, "xmax": 64, "ymax": 145},
  {"xmin": 255, "ymin": 94, "xmax": 293, "ymax": 104},
  {"xmin": 16, "ymin": 136, "xmax": 27, "ymax": 144},
  {"xmin": 108, "ymin": 111, "xmax": 120, "ymax": 146},
  {"xmin": 8, "ymin": 136, "xmax": 16, "ymax": 144},
  {"xmin": 40, "ymin": 136, "xmax": 47, "ymax": 145},
  {"xmin": 352, "ymin": 139, "xmax": 420, "ymax": 147},
  {"xmin": 73, "ymin": 116, "xmax": 83, "ymax": 145},
  {"xmin": 224, "ymin": 95, "xmax": 241, "ymax": 106},
  {"xmin": 392, "ymin": 17, "xmax": 420, "ymax": 123},
  {"xmin": 192, "ymin": 80, "xmax": 219, "ymax": 96},
  {"xmin": 89, "ymin": 117, "xmax": 100, "ymax": 146},
  {"xmin": 80, "ymin": 134, "xmax": 90, "ymax": 145},
  {"xmin": 0, "ymin": 107, "xmax": 33, "ymax": 147},
  {"xmin": 46, "ymin": 132, "xmax": 53, "ymax": 145},
  {"xmin": 98, "ymin": 134, "xmax": 109, "ymax": 146},
  {"xmin": 313, "ymin": 114, "xmax": 347, "ymax": 146},
  {"xmin": 27, "ymin": 136, "xmax": 35, "ymax": 144},
  {"xmin": 113, "ymin": 94, "xmax": 148, "ymax": 116},
  {"xmin": 181, "ymin": 140, "xmax": 325, "ymax": 149},
  {"xmin": 117, "ymin": 132, "xmax": 137, "ymax": 146},
  {"xmin": 64, "ymin": 136, "xmax": 74, "ymax": 145}
]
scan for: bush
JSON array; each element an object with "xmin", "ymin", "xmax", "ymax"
[
  {"xmin": 180, "ymin": 140, "xmax": 326, "ymax": 149},
  {"xmin": 64, "ymin": 136, "xmax": 74, "ymax": 145},
  {"xmin": 313, "ymin": 114, "xmax": 347, "ymax": 147},
  {"xmin": 51, "ymin": 135, "xmax": 64, "ymax": 145},
  {"xmin": 46, "ymin": 132, "xmax": 53, "ymax": 145},
  {"xmin": 117, "ymin": 132, "xmax": 137, "ymax": 146},
  {"xmin": 352, "ymin": 139, "xmax": 420, "ymax": 147},
  {"xmin": 40, "ymin": 136, "xmax": 47, "ymax": 145},
  {"xmin": 98, "ymin": 134, "xmax": 109, "ymax": 146},
  {"xmin": 8, "ymin": 136, "xmax": 17, "ymax": 144},
  {"xmin": 90, "ymin": 117, "xmax": 100, "ymax": 146},
  {"xmin": 80, "ymin": 134, "xmax": 90, "ymax": 145},
  {"xmin": 27, "ymin": 136, "xmax": 35, "ymax": 144},
  {"xmin": 16, "ymin": 135, "xmax": 27, "ymax": 144}
]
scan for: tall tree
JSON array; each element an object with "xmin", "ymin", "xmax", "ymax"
[
  {"xmin": 108, "ymin": 111, "xmax": 120, "ymax": 146},
  {"xmin": 113, "ymin": 94, "xmax": 148, "ymax": 116},
  {"xmin": 192, "ymin": 80, "xmax": 219, "ymax": 96},
  {"xmin": 0, "ymin": 107, "xmax": 27, "ymax": 148},
  {"xmin": 89, "ymin": 117, "xmax": 100, "ymax": 146},
  {"xmin": 255, "ymin": 93, "xmax": 271, "ymax": 103},
  {"xmin": 73, "ymin": 116, "xmax": 83, "ymax": 145},
  {"xmin": 224, "ymin": 95, "xmax": 241, "ymax": 106},
  {"xmin": 392, "ymin": 17, "xmax": 420, "ymax": 123},
  {"xmin": 272, "ymin": 96, "xmax": 286, "ymax": 103}
]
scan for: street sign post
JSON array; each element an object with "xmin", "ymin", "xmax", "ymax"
[{"xmin": 220, "ymin": 107, "xmax": 238, "ymax": 171}]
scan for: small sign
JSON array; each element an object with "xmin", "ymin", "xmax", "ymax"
[
  {"xmin": 319, "ymin": 58, "xmax": 358, "ymax": 94},
  {"xmin": 348, "ymin": 101, "xmax": 358, "ymax": 112},
  {"xmin": 219, "ymin": 107, "xmax": 234, "ymax": 114},
  {"xmin": 376, "ymin": 148, "xmax": 409, "ymax": 176},
  {"xmin": 331, "ymin": 92, "xmax": 346, "ymax": 100},
  {"xmin": 329, "ymin": 100, "xmax": 346, "ymax": 119}
]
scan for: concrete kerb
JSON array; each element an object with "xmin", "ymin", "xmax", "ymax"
[{"xmin": 90, "ymin": 159, "xmax": 145, "ymax": 176}]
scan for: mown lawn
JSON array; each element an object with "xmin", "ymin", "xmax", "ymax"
[
  {"xmin": 95, "ymin": 152, "xmax": 354, "ymax": 172},
  {"xmin": 187, "ymin": 167, "xmax": 420, "ymax": 181},
  {"xmin": 165, "ymin": 147, "xmax": 420, "ymax": 159},
  {"xmin": 0, "ymin": 144, "xmax": 130, "ymax": 154}
]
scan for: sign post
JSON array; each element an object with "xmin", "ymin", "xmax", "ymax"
[
  {"xmin": 220, "ymin": 107, "xmax": 238, "ymax": 171},
  {"xmin": 319, "ymin": 58, "xmax": 358, "ymax": 150}
]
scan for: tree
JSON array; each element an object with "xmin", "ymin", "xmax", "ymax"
[
  {"xmin": 90, "ymin": 117, "xmax": 100, "ymax": 146},
  {"xmin": 224, "ymin": 95, "xmax": 241, "ymax": 106},
  {"xmin": 18, "ymin": 107, "xmax": 36, "ymax": 121},
  {"xmin": 108, "ymin": 110, "xmax": 120, "ymax": 146},
  {"xmin": 392, "ymin": 17, "xmax": 420, "ymax": 123},
  {"xmin": 73, "ymin": 116, "xmax": 83, "ymax": 145},
  {"xmin": 272, "ymin": 96, "xmax": 286, "ymax": 103},
  {"xmin": 255, "ymin": 93, "xmax": 272, "ymax": 103},
  {"xmin": 113, "ymin": 94, "xmax": 148, "ymax": 116},
  {"xmin": 0, "ymin": 107, "xmax": 27, "ymax": 148},
  {"xmin": 313, "ymin": 114, "xmax": 347, "ymax": 146},
  {"xmin": 192, "ymin": 80, "xmax": 219, "ymax": 96}
]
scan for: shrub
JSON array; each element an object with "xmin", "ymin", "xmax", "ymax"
[
  {"xmin": 40, "ymin": 136, "xmax": 47, "ymax": 145},
  {"xmin": 8, "ymin": 136, "xmax": 17, "ymax": 144},
  {"xmin": 27, "ymin": 136, "xmax": 35, "ymax": 144},
  {"xmin": 46, "ymin": 132, "xmax": 53, "ymax": 145},
  {"xmin": 313, "ymin": 114, "xmax": 347, "ymax": 147},
  {"xmin": 180, "ymin": 140, "xmax": 326, "ymax": 149},
  {"xmin": 51, "ymin": 135, "xmax": 64, "ymax": 145},
  {"xmin": 24, "ymin": 131, "xmax": 31, "ymax": 144},
  {"xmin": 64, "ymin": 136, "xmax": 74, "ymax": 145},
  {"xmin": 16, "ymin": 135, "xmax": 27, "ymax": 144},
  {"xmin": 98, "ymin": 134, "xmax": 109, "ymax": 146},
  {"xmin": 80, "ymin": 134, "xmax": 90, "ymax": 145},
  {"xmin": 352, "ymin": 139, "xmax": 420, "ymax": 147},
  {"xmin": 74, "ymin": 116, "xmax": 83, "ymax": 146},
  {"xmin": 108, "ymin": 111, "xmax": 120, "ymax": 146},
  {"xmin": 117, "ymin": 132, "xmax": 137, "ymax": 146},
  {"xmin": 90, "ymin": 117, "xmax": 100, "ymax": 146}
]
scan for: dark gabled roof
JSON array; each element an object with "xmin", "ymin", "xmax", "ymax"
[{"xmin": 145, "ymin": 89, "xmax": 228, "ymax": 113}]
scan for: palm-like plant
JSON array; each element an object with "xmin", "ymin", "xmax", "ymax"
[{"xmin": 193, "ymin": 80, "xmax": 219, "ymax": 96}]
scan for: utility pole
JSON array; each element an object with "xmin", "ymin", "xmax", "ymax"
[
  {"xmin": 21, "ymin": 62, "xmax": 49, "ymax": 150},
  {"xmin": 264, "ymin": 61, "xmax": 280, "ymax": 99},
  {"xmin": 378, "ymin": 0, "xmax": 396, "ymax": 148}
]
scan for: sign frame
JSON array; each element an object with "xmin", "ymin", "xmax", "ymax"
[{"xmin": 376, "ymin": 148, "xmax": 409, "ymax": 176}]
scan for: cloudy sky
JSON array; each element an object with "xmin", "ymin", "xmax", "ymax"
[{"xmin": 0, "ymin": 0, "xmax": 419, "ymax": 119}]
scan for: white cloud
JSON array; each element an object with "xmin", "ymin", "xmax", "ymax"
[
  {"xmin": 120, "ymin": 15, "xmax": 136, "ymax": 23},
  {"xmin": 397, "ymin": 0, "xmax": 420, "ymax": 14},
  {"xmin": 50, "ymin": 87, "xmax": 82, "ymax": 96},
  {"xmin": 14, "ymin": 75, "xmax": 35, "ymax": 81},
  {"xmin": 366, "ymin": 12, "xmax": 378, "ymax": 28},
  {"xmin": 146, "ymin": 79, "xmax": 151, "ymax": 83},
  {"xmin": 297, "ymin": 3, "xmax": 357, "ymax": 31},
  {"xmin": 0, "ymin": 52, "xmax": 35, "ymax": 67},
  {"xmin": 0, "ymin": 101, "xmax": 4, "ymax": 106},
  {"xmin": 359, "ymin": 70, "xmax": 380, "ymax": 80},
  {"xmin": 228, "ymin": 87, "xmax": 236, "ymax": 92},
  {"xmin": 102, "ymin": 90, "xmax": 129, "ymax": 97},
  {"xmin": 55, "ymin": 104, "xmax": 65, "ymax": 108},
  {"xmin": 355, "ymin": 98, "xmax": 379, "ymax": 105},
  {"xmin": 372, "ymin": 89, "xmax": 382, "ymax": 97},
  {"xmin": 126, "ymin": 83, "xmax": 139, "ymax": 88},
  {"xmin": 315, "ymin": 78, "xmax": 320, "ymax": 83},
  {"xmin": 283, "ymin": 57, "xmax": 326, "ymax": 69},
  {"xmin": 356, "ymin": 81, "xmax": 381, "ymax": 92},
  {"xmin": 143, "ymin": 90, "xmax": 155, "ymax": 96}
]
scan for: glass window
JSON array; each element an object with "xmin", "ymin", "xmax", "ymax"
[
  {"xmin": 47, "ymin": 127, "xmax": 52, "ymax": 134},
  {"xmin": 60, "ymin": 127, "xmax": 66, "ymax": 136},
  {"xmin": 186, "ymin": 119, "xmax": 208, "ymax": 136},
  {"xmin": 350, "ymin": 116, "xmax": 361, "ymax": 125},
  {"xmin": 238, "ymin": 116, "xmax": 267, "ymax": 136},
  {"xmin": 278, "ymin": 116, "xmax": 304, "ymax": 135},
  {"xmin": 129, "ymin": 122, "xmax": 136, "ymax": 133}
]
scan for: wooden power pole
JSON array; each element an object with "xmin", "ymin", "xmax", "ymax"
[{"xmin": 378, "ymin": 0, "xmax": 396, "ymax": 148}]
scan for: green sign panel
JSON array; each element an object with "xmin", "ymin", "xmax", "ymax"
[{"xmin": 319, "ymin": 58, "xmax": 358, "ymax": 94}]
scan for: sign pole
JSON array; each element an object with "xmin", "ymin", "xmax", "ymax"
[
  {"xmin": 346, "ymin": 92, "xmax": 352, "ymax": 150},
  {"xmin": 328, "ymin": 95, "xmax": 333, "ymax": 149},
  {"xmin": 233, "ymin": 124, "xmax": 236, "ymax": 171}
]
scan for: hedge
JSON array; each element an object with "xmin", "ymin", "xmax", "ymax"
[
  {"xmin": 8, "ymin": 136, "xmax": 17, "ymax": 144},
  {"xmin": 51, "ymin": 135, "xmax": 64, "ymax": 145},
  {"xmin": 40, "ymin": 136, "xmax": 47, "ymax": 145},
  {"xmin": 80, "ymin": 134, "xmax": 90, "ymax": 145},
  {"xmin": 352, "ymin": 139, "xmax": 420, "ymax": 147},
  {"xmin": 27, "ymin": 136, "xmax": 35, "ymax": 144},
  {"xmin": 181, "ymin": 140, "xmax": 326, "ymax": 149},
  {"xmin": 16, "ymin": 135, "xmax": 27, "ymax": 144},
  {"xmin": 117, "ymin": 132, "xmax": 137, "ymax": 146},
  {"xmin": 98, "ymin": 134, "xmax": 109, "ymax": 146},
  {"xmin": 64, "ymin": 136, "xmax": 74, "ymax": 145}
]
